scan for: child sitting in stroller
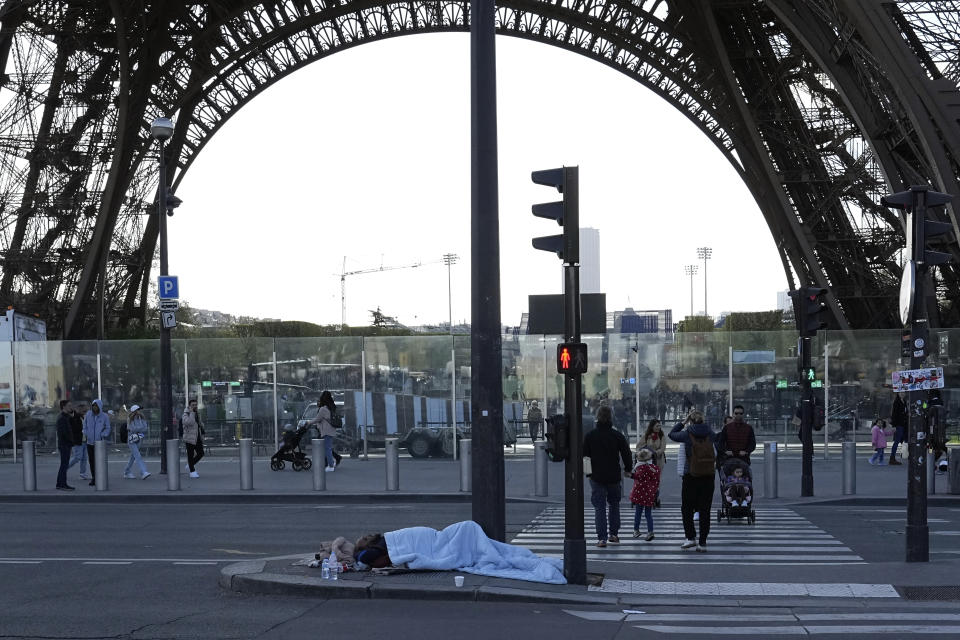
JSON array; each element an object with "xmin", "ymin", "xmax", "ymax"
[{"xmin": 721, "ymin": 458, "xmax": 752, "ymax": 507}]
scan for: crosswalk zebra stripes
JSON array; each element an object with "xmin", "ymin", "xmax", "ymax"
[
  {"xmin": 511, "ymin": 505, "xmax": 864, "ymax": 565},
  {"xmin": 563, "ymin": 609, "xmax": 960, "ymax": 635}
]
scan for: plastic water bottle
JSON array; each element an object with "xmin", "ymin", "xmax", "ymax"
[
  {"xmin": 321, "ymin": 558, "xmax": 330, "ymax": 580},
  {"xmin": 329, "ymin": 549, "xmax": 338, "ymax": 580}
]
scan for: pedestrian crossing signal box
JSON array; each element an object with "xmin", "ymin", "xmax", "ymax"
[
  {"xmin": 557, "ymin": 342, "xmax": 588, "ymax": 375},
  {"xmin": 544, "ymin": 414, "xmax": 569, "ymax": 462}
]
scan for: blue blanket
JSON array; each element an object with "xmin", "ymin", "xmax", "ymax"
[{"xmin": 384, "ymin": 521, "xmax": 566, "ymax": 584}]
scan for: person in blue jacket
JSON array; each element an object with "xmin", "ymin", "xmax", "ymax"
[
  {"xmin": 668, "ymin": 410, "xmax": 718, "ymax": 552},
  {"xmin": 82, "ymin": 399, "xmax": 111, "ymax": 487}
]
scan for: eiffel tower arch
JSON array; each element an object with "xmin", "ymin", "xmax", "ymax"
[{"xmin": 1, "ymin": 1, "xmax": 958, "ymax": 337}]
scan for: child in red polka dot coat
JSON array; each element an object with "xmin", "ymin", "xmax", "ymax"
[{"xmin": 631, "ymin": 447, "xmax": 662, "ymax": 541}]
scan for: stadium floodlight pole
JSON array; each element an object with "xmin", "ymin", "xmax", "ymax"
[
  {"xmin": 684, "ymin": 265, "xmax": 698, "ymax": 317},
  {"xmin": 697, "ymin": 247, "xmax": 712, "ymax": 316},
  {"xmin": 443, "ymin": 253, "xmax": 459, "ymax": 335},
  {"xmin": 151, "ymin": 116, "xmax": 174, "ymax": 476}
]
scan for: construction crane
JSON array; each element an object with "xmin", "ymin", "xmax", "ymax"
[{"xmin": 339, "ymin": 256, "xmax": 442, "ymax": 329}]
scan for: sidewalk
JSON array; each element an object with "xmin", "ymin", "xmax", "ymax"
[{"xmin": 1, "ymin": 443, "xmax": 956, "ymax": 504}]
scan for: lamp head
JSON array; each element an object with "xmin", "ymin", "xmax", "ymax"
[{"xmin": 150, "ymin": 117, "xmax": 174, "ymax": 141}]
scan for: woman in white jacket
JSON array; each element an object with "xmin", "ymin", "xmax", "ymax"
[{"xmin": 310, "ymin": 390, "xmax": 338, "ymax": 472}]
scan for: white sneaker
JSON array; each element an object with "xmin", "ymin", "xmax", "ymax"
[
  {"xmin": 696, "ymin": 544, "xmax": 707, "ymax": 553},
  {"xmin": 693, "ymin": 512, "xmax": 699, "ymax": 521},
  {"xmin": 325, "ymin": 466, "xmax": 335, "ymax": 472},
  {"xmin": 79, "ymin": 473, "xmax": 89, "ymax": 480},
  {"xmin": 680, "ymin": 539, "xmax": 697, "ymax": 549},
  {"xmin": 123, "ymin": 473, "xmax": 136, "ymax": 479},
  {"xmin": 141, "ymin": 472, "xmax": 151, "ymax": 480},
  {"xmin": 731, "ymin": 500, "xmax": 740, "ymax": 507},
  {"xmin": 189, "ymin": 471, "xmax": 199, "ymax": 478}
]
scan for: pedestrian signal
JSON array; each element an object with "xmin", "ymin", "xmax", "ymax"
[{"xmin": 557, "ymin": 342, "xmax": 588, "ymax": 375}]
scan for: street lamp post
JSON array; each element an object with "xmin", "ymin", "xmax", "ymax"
[
  {"xmin": 684, "ymin": 264, "xmax": 698, "ymax": 317},
  {"xmin": 443, "ymin": 253, "xmax": 459, "ymax": 334},
  {"xmin": 151, "ymin": 116, "xmax": 174, "ymax": 475},
  {"xmin": 697, "ymin": 246, "xmax": 712, "ymax": 316}
]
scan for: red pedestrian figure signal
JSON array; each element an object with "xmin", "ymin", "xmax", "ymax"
[{"xmin": 557, "ymin": 342, "xmax": 588, "ymax": 375}]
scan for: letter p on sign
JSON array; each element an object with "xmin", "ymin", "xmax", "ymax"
[{"xmin": 158, "ymin": 275, "xmax": 179, "ymax": 299}]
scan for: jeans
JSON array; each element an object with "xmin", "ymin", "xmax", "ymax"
[
  {"xmin": 186, "ymin": 441, "xmax": 204, "ymax": 471},
  {"xmin": 124, "ymin": 441, "xmax": 148, "ymax": 477},
  {"xmin": 324, "ymin": 435, "xmax": 335, "ymax": 467},
  {"xmin": 67, "ymin": 444, "xmax": 87, "ymax": 474},
  {"xmin": 870, "ymin": 448, "xmax": 885, "ymax": 464},
  {"xmin": 57, "ymin": 444, "xmax": 71, "ymax": 487},
  {"xmin": 589, "ymin": 479, "xmax": 622, "ymax": 541},
  {"xmin": 890, "ymin": 426, "xmax": 906, "ymax": 458},
  {"xmin": 634, "ymin": 504, "xmax": 654, "ymax": 532},
  {"xmin": 681, "ymin": 474, "xmax": 714, "ymax": 545}
]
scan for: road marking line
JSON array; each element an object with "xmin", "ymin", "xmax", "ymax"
[
  {"xmin": 172, "ymin": 561, "xmax": 218, "ymax": 565},
  {"xmin": 0, "ymin": 557, "xmax": 250, "ymax": 563},
  {"xmin": 589, "ymin": 581, "xmax": 898, "ymax": 597},
  {"xmin": 0, "ymin": 560, "xmax": 41, "ymax": 564},
  {"xmin": 633, "ymin": 625, "xmax": 807, "ymax": 634},
  {"xmin": 82, "ymin": 561, "xmax": 132, "ymax": 565}
]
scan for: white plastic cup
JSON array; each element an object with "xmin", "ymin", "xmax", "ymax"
[{"xmin": 454, "ymin": 575, "xmax": 464, "ymax": 587}]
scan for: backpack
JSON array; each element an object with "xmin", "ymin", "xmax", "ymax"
[
  {"xmin": 118, "ymin": 422, "xmax": 128, "ymax": 444},
  {"xmin": 689, "ymin": 434, "xmax": 715, "ymax": 477},
  {"xmin": 330, "ymin": 411, "xmax": 343, "ymax": 429}
]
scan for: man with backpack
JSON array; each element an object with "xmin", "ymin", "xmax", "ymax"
[{"xmin": 669, "ymin": 410, "xmax": 717, "ymax": 552}]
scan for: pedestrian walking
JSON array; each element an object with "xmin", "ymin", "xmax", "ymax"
[
  {"xmin": 309, "ymin": 390, "xmax": 338, "ymax": 472},
  {"xmin": 717, "ymin": 405, "xmax": 756, "ymax": 464},
  {"xmin": 869, "ymin": 418, "xmax": 887, "ymax": 465},
  {"xmin": 66, "ymin": 401, "xmax": 88, "ymax": 480},
  {"xmin": 55, "ymin": 400, "xmax": 75, "ymax": 491},
  {"xmin": 82, "ymin": 399, "xmax": 111, "ymax": 487},
  {"xmin": 122, "ymin": 405, "xmax": 150, "ymax": 480},
  {"xmin": 526, "ymin": 400, "xmax": 543, "ymax": 442},
  {"xmin": 639, "ymin": 419, "xmax": 667, "ymax": 507},
  {"xmin": 889, "ymin": 393, "xmax": 907, "ymax": 465},
  {"xmin": 181, "ymin": 399, "xmax": 205, "ymax": 478},
  {"xmin": 669, "ymin": 410, "xmax": 717, "ymax": 552},
  {"xmin": 630, "ymin": 447, "xmax": 660, "ymax": 540},
  {"xmin": 582, "ymin": 405, "xmax": 633, "ymax": 548}
]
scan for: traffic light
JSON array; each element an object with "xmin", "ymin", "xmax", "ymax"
[
  {"xmin": 882, "ymin": 186, "xmax": 954, "ymax": 268},
  {"xmin": 557, "ymin": 342, "xmax": 588, "ymax": 375},
  {"xmin": 789, "ymin": 287, "xmax": 828, "ymax": 337},
  {"xmin": 544, "ymin": 414, "xmax": 569, "ymax": 462},
  {"xmin": 531, "ymin": 166, "xmax": 579, "ymax": 263}
]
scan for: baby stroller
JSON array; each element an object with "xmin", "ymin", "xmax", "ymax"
[
  {"xmin": 716, "ymin": 457, "xmax": 756, "ymax": 524},
  {"xmin": 270, "ymin": 423, "xmax": 313, "ymax": 471}
]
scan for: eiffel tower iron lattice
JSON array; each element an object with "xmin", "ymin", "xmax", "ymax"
[{"xmin": 1, "ymin": 1, "xmax": 959, "ymax": 336}]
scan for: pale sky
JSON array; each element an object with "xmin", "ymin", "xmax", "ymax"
[{"xmin": 172, "ymin": 33, "xmax": 787, "ymax": 328}]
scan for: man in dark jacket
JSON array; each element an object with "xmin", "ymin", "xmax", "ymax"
[
  {"xmin": 55, "ymin": 400, "xmax": 75, "ymax": 490},
  {"xmin": 717, "ymin": 405, "xmax": 756, "ymax": 464},
  {"xmin": 669, "ymin": 410, "xmax": 717, "ymax": 552},
  {"xmin": 582, "ymin": 405, "xmax": 633, "ymax": 547}
]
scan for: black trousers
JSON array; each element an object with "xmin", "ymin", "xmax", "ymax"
[
  {"xmin": 56, "ymin": 443, "xmax": 71, "ymax": 487},
  {"xmin": 86, "ymin": 444, "xmax": 97, "ymax": 480},
  {"xmin": 681, "ymin": 473, "xmax": 715, "ymax": 544},
  {"xmin": 186, "ymin": 441, "xmax": 204, "ymax": 471}
]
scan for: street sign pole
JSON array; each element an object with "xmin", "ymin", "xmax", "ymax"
[
  {"xmin": 562, "ymin": 221, "xmax": 585, "ymax": 586},
  {"xmin": 800, "ymin": 336, "xmax": 814, "ymax": 497}
]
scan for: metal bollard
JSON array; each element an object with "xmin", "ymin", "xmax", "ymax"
[
  {"xmin": 385, "ymin": 437, "xmax": 399, "ymax": 491},
  {"xmin": 534, "ymin": 441, "xmax": 548, "ymax": 497},
  {"xmin": 842, "ymin": 441, "xmax": 856, "ymax": 495},
  {"xmin": 927, "ymin": 450, "xmax": 936, "ymax": 495},
  {"xmin": 239, "ymin": 438, "xmax": 253, "ymax": 490},
  {"xmin": 166, "ymin": 439, "xmax": 180, "ymax": 491},
  {"xmin": 459, "ymin": 438, "xmax": 471, "ymax": 492},
  {"xmin": 95, "ymin": 440, "xmax": 108, "ymax": 491},
  {"xmin": 763, "ymin": 441, "xmax": 778, "ymax": 499},
  {"xmin": 950, "ymin": 448, "xmax": 960, "ymax": 495},
  {"xmin": 312, "ymin": 439, "xmax": 326, "ymax": 491},
  {"xmin": 22, "ymin": 440, "xmax": 36, "ymax": 491}
]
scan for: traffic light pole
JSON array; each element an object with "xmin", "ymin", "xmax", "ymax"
[
  {"xmin": 800, "ymin": 336, "xmax": 814, "ymax": 497},
  {"xmin": 563, "ymin": 260, "xmax": 586, "ymax": 586}
]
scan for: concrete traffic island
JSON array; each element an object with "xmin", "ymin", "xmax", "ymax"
[{"xmin": 219, "ymin": 553, "xmax": 616, "ymax": 605}]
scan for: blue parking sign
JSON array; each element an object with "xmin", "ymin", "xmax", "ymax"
[{"xmin": 158, "ymin": 275, "xmax": 179, "ymax": 299}]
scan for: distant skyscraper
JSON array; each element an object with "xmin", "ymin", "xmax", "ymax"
[{"xmin": 565, "ymin": 227, "xmax": 601, "ymax": 294}]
